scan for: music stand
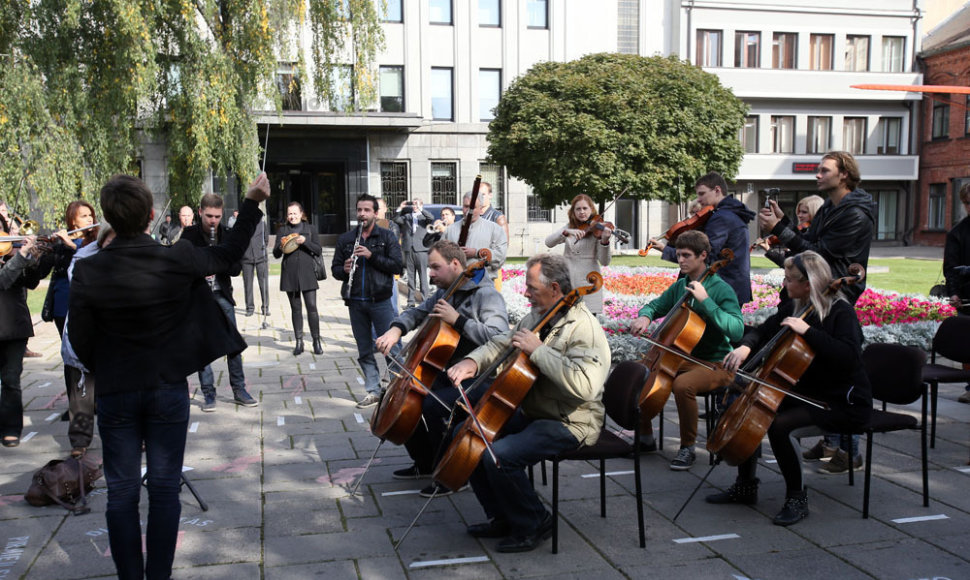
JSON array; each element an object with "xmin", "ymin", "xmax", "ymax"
[{"xmin": 140, "ymin": 466, "xmax": 208, "ymax": 511}]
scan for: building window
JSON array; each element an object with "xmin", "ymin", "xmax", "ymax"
[
  {"xmin": 928, "ymin": 183, "xmax": 946, "ymax": 230},
  {"xmin": 527, "ymin": 190, "xmax": 551, "ymax": 222},
  {"xmin": 330, "ymin": 65, "xmax": 354, "ymax": 112},
  {"xmin": 770, "ymin": 116, "xmax": 795, "ymax": 154},
  {"xmin": 379, "ymin": 66, "xmax": 404, "ymax": 113},
  {"xmin": 479, "ymin": 69, "xmax": 501, "ymax": 122},
  {"xmin": 953, "ymin": 178, "xmax": 970, "ymax": 226},
  {"xmin": 696, "ymin": 30, "xmax": 722, "ymax": 67},
  {"xmin": 871, "ymin": 189, "xmax": 899, "ymax": 241},
  {"xmin": 734, "ymin": 31, "xmax": 760, "ymax": 68},
  {"xmin": 845, "ymin": 35, "xmax": 870, "ymax": 72},
  {"xmin": 479, "ymin": 162, "xmax": 506, "ymax": 211},
  {"xmin": 383, "ymin": 0, "xmax": 403, "ymax": 23},
  {"xmin": 809, "ymin": 34, "xmax": 833, "ymax": 71},
  {"xmin": 877, "ymin": 117, "xmax": 901, "ymax": 154},
  {"xmin": 276, "ymin": 64, "xmax": 302, "ymax": 111},
  {"xmin": 431, "ymin": 67, "xmax": 454, "ymax": 121},
  {"xmin": 430, "ymin": 162, "xmax": 457, "ymax": 205},
  {"xmin": 772, "ymin": 32, "xmax": 797, "ymax": 69},
  {"xmin": 380, "ymin": 162, "xmax": 409, "ymax": 210},
  {"xmin": 739, "ymin": 115, "xmax": 758, "ymax": 153},
  {"xmin": 527, "ymin": 0, "xmax": 547, "ymax": 28},
  {"xmin": 932, "ymin": 100, "xmax": 949, "ymax": 139},
  {"xmin": 479, "ymin": 0, "xmax": 500, "ymax": 26},
  {"xmin": 430, "ymin": 0, "xmax": 452, "ymax": 25},
  {"xmin": 807, "ymin": 116, "xmax": 831, "ymax": 154},
  {"xmin": 617, "ymin": 0, "xmax": 639, "ymax": 55},
  {"xmin": 843, "ymin": 117, "xmax": 867, "ymax": 154},
  {"xmin": 882, "ymin": 36, "xmax": 905, "ymax": 72}
]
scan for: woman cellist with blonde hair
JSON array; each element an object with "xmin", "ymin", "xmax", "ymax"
[{"xmin": 710, "ymin": 251, "xmax": 871, "ymax": 526}]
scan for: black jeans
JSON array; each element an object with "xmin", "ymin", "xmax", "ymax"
[{"xmin": 0, "ymin": 339, "xmax": 26, "ymax": 438}]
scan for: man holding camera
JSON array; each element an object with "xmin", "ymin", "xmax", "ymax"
[{"xmin": 393, "ymin": 198, "xmax": 433, "ymax": 308}]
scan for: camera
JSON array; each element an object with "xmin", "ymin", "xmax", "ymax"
[{"xmin": 759, "ymin": 188, "xmax": 780, "ymax": 209}]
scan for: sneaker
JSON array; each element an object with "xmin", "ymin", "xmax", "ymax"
[
  {"xmin": 419, "ymin": 482, "xmax": 469, "ymax": 498},
  {"xmin": 201, "ymin": 394, "xmax": 216, "ymax": 413},
  {"xmin": 356, "ymin": 393, "xmax": 380, "ymax": 409},
  {"xmin": 669, "ymin": 446, "xmax": 696, "ymax": 471},
  {"xmin": 392, "ymin": 464, "xmax": 432, "ymax": 480},
  {"xmin": 958, "ymin": 390, "xmax": 970, "ymax": 404},
  {"xmin": 802, "ymin": 440, "xmax": 838, "ymax": 462},
  {"xmin": 772, "ymin": 489, "xmax": 809, "ymax": 526},
  {"xmin": 816, "ymin": 449, "xmax": 863, "ymax": 475},
  {"xmin": 233, "ymin": 390, "xmax": 259, "ymax": 407}
]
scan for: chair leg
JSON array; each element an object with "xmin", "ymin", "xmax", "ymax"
[
  {"xmin": 863, "ymin": 433, "xmax": 873, "ymax": 519},
  {"xmin": 658, "ymin": 409, "xmax": 664, "ymax": 452},
  {"xmin": 921, "ymin": 418, "xmax": 929, "ymax": 508},
  {"xmin": 634, "ymin": 446, "xmax": 645, "ymax": 548},
  {"xmin": 599, "ymin": 458, "xmax": 607, "ymax": 518},
  {"xmin": 552, "ymin": 460, "xmax": 559, "ymax": 554},
  {"xmin": 929, "ymin": 381, "xmax": 938, "ymax": 449}
]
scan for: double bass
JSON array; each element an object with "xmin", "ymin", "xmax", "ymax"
[
  {"xmin": 432, "ymin": 272, "xmax": 603, "ymax": 492},
  {"xmin": 637, "ymin": 249, "xmax": 734, "ymax": 419},
  {"xmin": 370, "ymin": 249, "xmax": 493, "ymax": 445},
  {"xmin": 707, "ymin": 265, "xmax": 865, "ymax": 465}
]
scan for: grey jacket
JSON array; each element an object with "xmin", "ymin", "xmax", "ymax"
[{"xmin": 391, "ymin": 275, "xmax": 509, "ymax": 361}]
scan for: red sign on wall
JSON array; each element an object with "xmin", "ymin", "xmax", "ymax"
[{"xmin": 792, "ymin": 162, "xmax": 819, "ymax": 173}]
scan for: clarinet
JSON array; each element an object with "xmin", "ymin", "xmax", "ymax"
[
  {"xmin": 342, "ymin": 223, "xmax": 363, "ymax": 300},
  {"xmin": 206, "ymin": 225, "xmax": 218, "ymax": 290}
]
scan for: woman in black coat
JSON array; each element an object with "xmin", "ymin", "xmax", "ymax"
[{"xmin": 273, "ymin": 202, "xmax": 323, "ymax": 355}]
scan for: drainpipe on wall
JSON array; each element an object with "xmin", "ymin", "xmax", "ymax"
[{"xmin": 685, "ymin": 0, "xmax": 694, "ymax": 62}]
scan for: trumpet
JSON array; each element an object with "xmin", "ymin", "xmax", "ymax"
[
  {"xmin": 13, "ymin": 214, "xmax": 39, "ymax": 236},
  {"xmin": 426, "ymin": 220, "xmax": 446, "ymax": 234}
]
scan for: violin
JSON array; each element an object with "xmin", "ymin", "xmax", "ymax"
[
  {"xmin": 369, "ymin": 249, "xmax": 493, "ymax": 445},
  {"xmin": 432, "ymin": 271, "xmax": 604, "ymax": 492},
  {"xmin": 749, "ymin": 235, "xmax": 779, "ymax": 252},
  {"xmin": 457, "ymin": 175, "xmax": 482, "ymax": 248},
  {"xmin": 637, "ymin": 249, "xmax": 733, "ymax": 421},
  {"xmin": 574, "ymin": 215, "xmax": 631, "ymax": 244},
  {"xmin": 706, "ymin": 264, "xmax": 865, "ymax": 466},
  {"xmin": 638, "ymin": 205, "xmax": 714, "ymax": 256}
]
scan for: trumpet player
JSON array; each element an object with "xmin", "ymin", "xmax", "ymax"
[
  {"xmin": 332, "ymin": 194, "xmax": 404, "ymax": 408},
  {"xmin": 393, "ymin": 197, "xmax": 433, "ymax": 309}
]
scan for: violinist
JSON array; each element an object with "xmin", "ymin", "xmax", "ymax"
[
  {"xmin": 756, "ymin": 195, "xmax": 823, "ymax": 265},
  {"xmin": 630, "ymin": 230, "xmax": 744, "ymax": 469},
  {"xmin": 446, "ymin": 254, "xmax": 610, "ymax": 553},
  {"xmin": 712, "ymin": 251, "xmax": 871, "ymax": 526},
  {"xmin": 544, "ymin": 194, "xmax": 612, "ymax": 314},
  {"xmin": 374, "ymin": 241, "xmax": 509, "ymax": 494},
  {"xmin": 650, "ymin": 172, "xmax": 754, "ymax": 305}
]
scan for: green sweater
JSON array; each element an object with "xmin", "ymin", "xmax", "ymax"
[{"xmin": 637, "ymin": 273, "xmax": 744, "ymax": 362}]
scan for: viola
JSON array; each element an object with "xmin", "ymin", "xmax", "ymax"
[
  {"xmin": 432, "ymin": 271, "xmax": 604, "ymax": 492},
  {"xmin": 575, "ymin": 215, "xmax": 631, "ymax": 244},
  {"xmin": 636, "ymin": 249, "xmax": 734, "ymax": 421},
  {"xmin": 749, "ymin": 235, "xmax": 779, "ymax": 252},
  {"xmin": 706, "ymin": 265, "xmax": 865, "ymax": 466},
  {"xmin": 638, "ymin": 205, "xmax": 715, "ymax": 256},
  {"xmin": 457, "ymin": 175, "xmax": 482, "ymax": 248},
  {"xmin": 370, "ymin": 249, "xmax": 493, "ymax": 445}
]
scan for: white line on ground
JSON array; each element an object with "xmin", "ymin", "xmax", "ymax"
[
  {"xmin": 20, "ymin": 432, "xmax": 38, "ymax": 443},
  {"xmin": 354, "ymin": 413, "xmax": 364, "ymax": 424},
  {"xmin": 673, "ymin": 533, "xmax": 740, "ymax": 544},
  {"xmin": 357, "ymin": 377, "xmax": 365, "ymax": 385},
  {"xmin": 294, "ymin": 396, "xmax": 303, "ymax": 405},
  {"xmin": 37, "ymin": 382, "xmax": 51, "ymax": 388},
  {"xmin": 381, "ymin": 490, "xmax": 422, "ymax": 496},
  {"xmin": 277, "ymin": 416, "xmax": 285, "ymax": 426},
  {"xmin": 45, "ymin": 412, "xmax": 61, "ymax": 422},
  {"xmin": 408, "ymin": 556, "xmax": 490, "ymax": 569},
  {"xmin": 764, "ymin": 459, "xmax": 778, "ymax": 464},
  {"xmin": 309, "ymin": 363, "xmax": 316, "ymax": 370},
  {"xmin": 955, "ymin": 466, "xmax": 970, "ymax": 474},
  {"xmin": 892, "ymin": 514, "xmax": 949, "ymax": 524},
  {"xmin": 189, "ymin": 422, "xmax": 199, "ymax": 433},
  {"xmin": 581, "ymin": 470, "xmax": 635, "ymax": 478}
]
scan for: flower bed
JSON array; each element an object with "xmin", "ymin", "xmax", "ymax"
[{"xmin": 500, "ymin": 265, "xmax": 953, "ymax": 362}]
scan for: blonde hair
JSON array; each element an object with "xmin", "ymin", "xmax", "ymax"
[
  {"xmin": 785, "ymin": 251, "xmax": 841, "ymax": 320},
  {"xmin": 796, "ymin": 195, "xmax": 824, "ymax": 221}
]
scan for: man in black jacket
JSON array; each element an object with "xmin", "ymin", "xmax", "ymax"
[
  {"xmin": 759, "ymin": 151, "xmax": 875, "ymax": 305},
  {"xmin": 69, "ymin": 173, "xmax": 269, "ymax": 580},
  {"xmin": 331, "ymin": 194, "xmax": 405, "ymax": 408},
  {"xmin": 944, "ymin": 183, "xmax": 970, "ymax": 404},
  {"xmin": 181, "ymin": 193, "xmax": 258, "ymax": 412},
  {"xmin": 393, "ymin": 197, "xmax": 433, "ymax": 308}
]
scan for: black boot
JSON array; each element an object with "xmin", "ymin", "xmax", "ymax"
[
  {"xmin": 772, "ymin": 489, "xmax": 809, "ymax": 526},
  {"xmin": 293, "ymin": 338, "xmax": 304, "ymax": 356},
  {"xmin": 312, "ymin": 336, "xmax": 323, "ymax": 355},
  {"xmin": 706, "ymin": 477, "xmax": 759, "ymax": 505}
]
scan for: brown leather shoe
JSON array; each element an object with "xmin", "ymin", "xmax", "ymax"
[{"xmin": 23, "ymin": 349, "xmax": 42, "ymax": 358}]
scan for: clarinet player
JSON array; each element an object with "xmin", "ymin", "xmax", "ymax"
[{"xmin": 332, "ymin": 194, "xmax": 405, "ymax": 408}]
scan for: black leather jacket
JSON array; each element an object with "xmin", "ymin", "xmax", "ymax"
[{"xmin": 331, "ymin": 224, "xmax": 404, "ymax": 303}]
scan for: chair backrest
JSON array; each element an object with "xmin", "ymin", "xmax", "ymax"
[
  {"xmin": 932, "ymin": 315, "xmax": 970, "ymax": 364},
  {"xmin": 863, "ymin": 343, "xmax": 927, "ymax": 406},
  {"xmin": 602, "ymin": 361, "xmax": 648, "ymax": 431}
]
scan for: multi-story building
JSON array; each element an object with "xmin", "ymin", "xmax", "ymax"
[
  {"xmin": 913, "ymin": 5, "xmax": 970, "ymax": 246},
  {"xmin": 141, "ymin": 0, "xmax": 926, "ymax": 250}
]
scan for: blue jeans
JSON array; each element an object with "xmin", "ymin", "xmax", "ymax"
[
  {"xmin": 97, "ymin": 383, "xmax": 189, "ymax": 580},
  {"xmin": 0, "ymin": 339, "xmax": 26, "ymax": 438},
  {"xmin": 198, "ymin": 294, "xmax": 245, "ymax": 395},
  {"xmin": 348, "ymin": 299, "xmax": 400, "ymax": 395},
  {"xmin": 824, "ymin": 433, "xmax": 860, "ymax": 457},
  {"xmin": 468, "ymin": 416, "xmax": 578, "ymax": 535}
]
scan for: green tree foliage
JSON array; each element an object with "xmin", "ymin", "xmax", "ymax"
[
  {"xmin": 0, "ymin": 0, "xmax": 383, "ymax": 223},
  {"xmin": 487, "ymin": 53, "xmax": 748, "ymax": 208}
]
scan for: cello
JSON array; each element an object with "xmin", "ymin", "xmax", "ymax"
[
  {"xmin": 432, "ymin": 272, "xmax": 603, "ymax": 492},
  {"xmin": 638, "ymin": 205, "xmax": 714, "ymax": 256},
  {"xmin": 637, "ymin": 249, "xmax": 734, "ymax": 420},
  {"xmin": 370, "ymin": 249, "xmax": 493, "ymax": 445},
  {"xmin": 707, "ymin": 264, "xmax": 865, "ymax": 465}
]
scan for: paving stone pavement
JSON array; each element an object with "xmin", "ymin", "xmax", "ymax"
[{"xmin": 2, "ymin": 253, "xmax": 970, "ymax": 579}]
